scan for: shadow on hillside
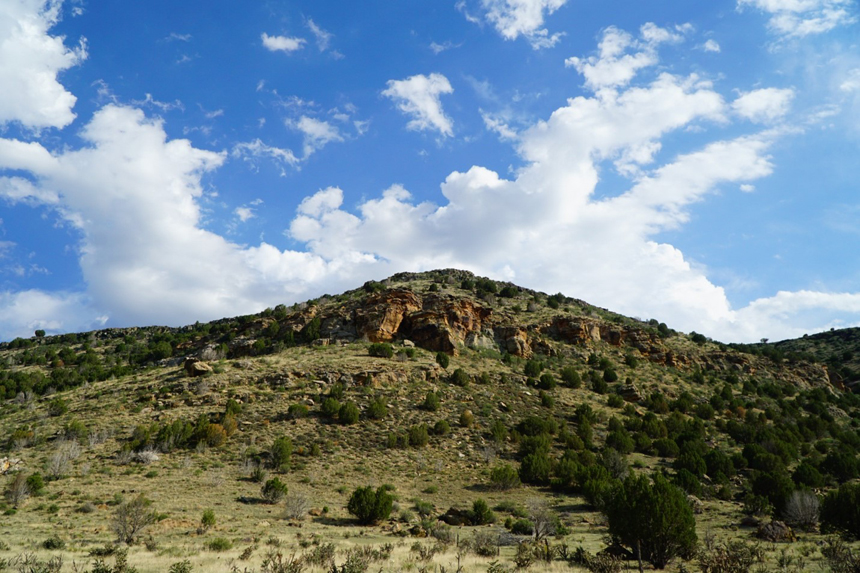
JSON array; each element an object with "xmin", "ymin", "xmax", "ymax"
[{"xmin": 311, "ymin": 515, "xmax": 354, "ymax": 527}]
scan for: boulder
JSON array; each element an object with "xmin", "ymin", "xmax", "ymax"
[
  {"xmin": 184, "ymin": 358, "xmax": 212, "ymax": 377},
  {"xmin": 756, "ymin": 521, "xmax": 796, "ymax": 542}
]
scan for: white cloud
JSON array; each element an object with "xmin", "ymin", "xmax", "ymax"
[
  {"xmin": 740, "ymin": 183, "xmax": 756, "ymax": 192},
  {"xmin": 382, "ymin": 74, "xmax": 455, "ymax": 137},
  {"xmin": 235, "ymin": 206, "xmax": 256, "ymax": 222},
  {"xmin": 430, "ymin": 41, "xmax": 462, "ymax": 54},
  {"xmin": 261, "ymin": 33, "xmax": 305, "ymax": 53},
  {"xmin": 703, "ymin": 39, "xmax": 721, "ymax": 52},
  {"xmin": 231, "ymin": 139, "xmax": 300, "ymax": 175},
  {"xmin": 289, "ymin": 116, "xmax": 344, "ymax": 158},
  {"xmin": 565, "ymin": 24, "xmax": 682, "ymax": 92},
  {"xmin": 738, "ymin": 0, "xmax": 857, "ymax": 38},
  {"xmin": 306, "ymin": 19, "xmax": 332, "ymax": 52},
  {"xmin": 473, "ymin": 0, "xmax": 568, "ymax": 49},
  {"xmin": 3, "ymin": 25, "xmax": 860, "ymax": 344},
  {"xmin": 0, "ymin": 289, "xmax": 105, "ymax": 340},
  {"xmin": 0, "ymin": 0, "xmax": 87, "ymax": 129},
  {"xmin": 732, "ymin": 88, "xmax": 795, "ymax": 123},
  {"xmin": 841, "ymin": 68, "xmax": 860, "ymax": 92}
]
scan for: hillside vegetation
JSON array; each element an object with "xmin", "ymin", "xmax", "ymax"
[{"xmin": 1, "ymin": 269, "xmax": 858, "ymax": 573}]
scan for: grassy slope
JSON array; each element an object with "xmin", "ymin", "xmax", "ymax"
[{"xmin": 0, "ymin": 271, "xmax": 858, "ymax": 572}]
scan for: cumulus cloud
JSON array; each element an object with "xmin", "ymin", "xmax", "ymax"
[
  {"xmin": 468, "ymin": 0, "xmax": 568, "ymax": 49},
  {"xmin": 0, "ymin": 289, "xmax": 106, "ymax": 340},
  {"xmin": 2, "ymin": 25, "xmax": 859, "ymax": 344},
  {"xmin": 738, "ymin": 0, "xmax": 857, "ymax": 38},
  {"xmin": 732, "ymin": 87, "xmax": 795, "ymax": 123},
  {"xmin": 261, "ymin": 33, "xmax": 305, "ymax": 53},
  {"xmin": 565, "ymin": 24, "xmax": 683, "ymax": 92},
  {"xmin": 0, "ymin": 0, "xmax": 87, "ymax": 129},
  {"xmin": 382, "ymin": 74, "xmax": 455, "ymax": 137}
]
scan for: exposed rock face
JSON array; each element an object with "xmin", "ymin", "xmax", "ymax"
[
  {"xmin": 184, "ymin": 358, "xmax": 213, "ymax": 377},
  {"xmin": 354, "ymin": 289, "xmax": 422, "ymax": 342}
]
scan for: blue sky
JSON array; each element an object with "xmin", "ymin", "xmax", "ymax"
[{"xmin": 1, "ymin": 0, "xmax": 859, "ymax": 343}]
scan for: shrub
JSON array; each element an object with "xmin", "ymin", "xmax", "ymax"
[
  {"xmin": 408, "ymin": 424, "xmax": 429, "ymax": 447},
  {"xmin": 433, "ymin": 420, "xmax": 450, "ymax": 436},
  {"xmin": 283, "ymin": 492, "xmax": 311, "ymax": 520},
  {"xmin": 524, "ymin": 360, "xmax": 543, "ymax": 377},
  {"xmin": 169, "ymin": 561, "xmax": 193, "ymax": 573},
  {"xmin": 538, "ymin": 373, "xmax": 556, "ymax": 390},
  {"xmin": 607, "ymin": 394, "xmax": 624, "ymax": 408},
  {"xmin": 459, "ymin": 409, "xmax": 474, "ymax": 427},
  {"xmin": 490, "ymin": 464, "xmax": 521, "ymax": 490},
  {"xmin": 112, "ymin": 494, "xmax": 157, "ymax": 544},
  {"xmin": 603, "ymin": 473, "xmax": 697, "ymax": 569},
  {"xmin": 368, "ymin": 342, "xmax": 394, "ymax": 358},
  {"xmin": 270, "ymin": 436, "xmax": 293, "ymax": 471},
  {"xmin": 321, "ymin": 397, "xmax": 341, "ymax": 419},
  {"xmin": 201, "ymin": 509, "xmax": 216, "ymax": 531},
  {"xmin": 821, "ymin": 482, "xmax": 860, "ymax": 538},
  {"xmin": 206, "ymin": 537, "xmax": 233, "ymax": 551},
  {"xmin": 450, "ymin": 368, "xmax": 470, "ymax": 386},
  {"xmin": 339, "ymin": 402, "xmax": 360, "ymax": 425},
  {"xmin": 519, "ymin": 452, "xmax": 553, "ymax": 485},
  {"xmin": 435, "ymin": 352, "xmax": 450, "ymax": 369},
  {"xmin": 287, "ymin": 403, "xmax": 309, "ymax": 419},
  {"xmin": 422, "ymin": 392, "xmax": 440, "ymax": 412},
  {"xmin": 261, "ymin": 478, "xmax": 288, "ymax": 504},
  {"xmin": 48, "ymin": 398, "xmax": 68, "ymax": 416},
  {"xmin": 510, "ymin": 519, "xmax": 534, "ymax": 536},
  {"xmin": 782, "ymin": 490, "xmax": 819, "ymax": 531},
  {"xmin": 561, "ymin": 366, "xmax": 581, "ymax": 388},
  {"xmin": 489, "ymin": 420, "xmax": 508, "ymax": 443},
  {"xmin": 471, "ymin": 499, "xmax": 496, "ymax": 525},
  {"xmin": 367, "ymin": 398, "xmax": 387, "ymax": 420},
  {"xmin": 347, "ymin": 486, "xmax": 394, "ymax": 525},
  {"xmin": 603, "ymin": 369, "xmax": 618, "ymax": 383}
]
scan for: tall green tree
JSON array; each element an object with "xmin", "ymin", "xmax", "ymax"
[{"xmin": 604, "ymin": 473, "xmax": 697, "ymax": 569}]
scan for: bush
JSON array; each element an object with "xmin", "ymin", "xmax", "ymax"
[
  {"xmin": 490, "ymin": 464, "xmax": 521, "ymax": 490},
  {"xmin": 561, "ymin": 367, "xmax": 581, "ymax": 388},
  {"xmin": 538, "ymin": 374, "xmax": 556, "ymax": 390},
  {"xmin": 112, "ymin": 494, "xmax": 157, "ymax": 545},
  {"xmin": 471, "ymin": 499, "xmax": 496, "ymax": 525},
  {"xmin": 603, "ymin": 473, "xmax": 697, "ymax": 569},
  {"xmin": 433, "ymin": 420, "xmax": 450, "ymax": 436},
  {"xmin": 782, "ymin": 490, "xmax": 819, "ymax": 531},
  {"xmin": 450, "ymin": 368, "xmax": 470, "ymax": 387},
  {"xmin": 435, "ymin": 352, "xmax": 450, "ymax": 369},
  {"xmin": 368, "ymin": 342, "xmax": 394, "ymax": 358},
  {"xmin": 408, "ymin": 424, "xmax": 429, "ymax": 447},
  {"xmin": 321, "ymin": 397, "xmax": 341, "ymax": 419},
  {"xmin": 270, "ymin": 436, "xmax": 293, "ymax": 471},
  {"xmin": 201, "ymin": 508, "xmax": 216, "ymax": 531},
  {"xmin": 339, "ymin": 402, "xmax": 360, "ymax": 425},
  {"xmin": 510, "ymin": 518, "xmax": 534, "ymax": 535},
  {"xmin": 821, "ymin": 482, "xmax": 860, "ymax": 538},
  {"xmin": 287, "ymin": 403, "xmax": 309, "ymax": 419},
  {"xmin": 347, "ymin": 486, "xmax": 394, "ymax": 525},
  {"xmin": 524, "ymin": 360, "xmax": 543, "ymax": 377},
  {"xmin": 206, "ymin": 537, "xmax": 233, "ymax": 551},
  {"xmin": 422, "ymin": 392, "xmax": 440, "ymax": 412},
  {"xmin": 459, "ymin": 409, "xmax": 474, "ymax": 427},
  {"xmin": 367, "ymin": 398, "xmax": 387, "ymax": 420},
  {"xmin": 519, "ymin": 452, "xmax": 553, "ymax": 485},
  {"xmin": 261, "ymin": 478, "xmax": 288, "ymax": 504}
]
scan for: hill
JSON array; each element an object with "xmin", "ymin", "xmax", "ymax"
[{"xmin": 0, "ymin": 269, "xmax": 858, "ymax": 573}]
